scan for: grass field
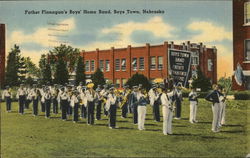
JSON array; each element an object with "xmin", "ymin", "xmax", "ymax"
[{"xmin": 1, "ymin": 99, "xmax": 249, "ymax": 158}]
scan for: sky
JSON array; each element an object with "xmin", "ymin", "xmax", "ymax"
[{"xmin": 0, "ymin": 0, "xmax": 232, "ymax": 79}]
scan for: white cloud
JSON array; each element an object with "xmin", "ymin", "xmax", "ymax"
[
  {"xmin": 8, "ymin": 17, "xmax": 76, "ymax": 48},
  {"xmin": 82, "ymin": 16, "xmax": 176, "ymax": 51},
  {"xmin": 187, "ymin": 21, "xmax": 232, "ymax": 43}
]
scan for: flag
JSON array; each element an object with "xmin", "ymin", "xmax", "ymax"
[{"xmin": 234, "ymin": 63, "xmax": 245, "ymax": 86}]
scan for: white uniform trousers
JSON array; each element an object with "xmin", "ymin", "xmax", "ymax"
[
  {"xmin": 211, "ymin": 103, "xmax": 221, "ymax": 132},
  {"xmin": 162, "ymin": 106, "xmax": 173, "ymax": 135},
  {"xmin": 219, "ymin": 102, "xmax": 226, "ymax": 125},
  {"xmin": 189, "ymin": 101, "xmax": 197, "ymax": 123},
  {"xmin": 137, "ymin": 106, "xmax": 146, "ymax": 130}
]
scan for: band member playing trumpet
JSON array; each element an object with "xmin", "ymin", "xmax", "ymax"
[
  {"xmin": 137, "ymin": 88, "xmax": 149, "ymax": 130},
  {"xmin": 106, "ymin": 87, "xmax": 118, "ymax": 129},
  {"xmin": 16, "ymin": 84, "xmax": 26, "ymax": 115},
  {"xmin": 70, "ymin": 90, "xmax": 80, "ymax": 123},
  {"xmin": 1, "ymin": 85, "xmax": 12, "ymax": 112},
  {"xmin": 128, "ymin": 86, "xmax": 140, "ymax": 125},
  {"xmin": 44, "ymin": 87, "xmax": 52, "ymax": 119},
  {"xmin": 86, "ymin": 83, "xmax": 97, "ymax": 125},
  {"xmin": 79, "ymin": 86, "xmax": 88, "ymax": 119},
  {"xmin": 30, "ymin": 84, "xmax": 40, "ymax": 116},
  {"xmin": 59, "ymin": 87, "xmax": 70, "ymax": 121},
  {"xmin": 189, "ymin": 87, "xmax": 199, "ymax": 124},
  {"xmin": 148, "ymin": 84, "xmax": 161, "ymax": 122},
  {"xmin": 100, "ymin": 84, "xmax": 109, "ymax": 116},
  {"xmin": 51, "ymin": 84, "xmax": 59, "ymax": 114},
  {"xmin": 95, "ymin": 86, "xmax": 103, "ymax": 120}
]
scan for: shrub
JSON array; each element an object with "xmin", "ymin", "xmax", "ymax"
[{"xmin": 234, "ymin": 91, "xmax": 250, "ymax": 100}]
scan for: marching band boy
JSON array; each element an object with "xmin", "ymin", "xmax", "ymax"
[
  {"xmin": 44, "ymin": 87, "xmax": 52, "ymax": 118},
  {"xmin": 86, "ymin": 83, "xmax": 97, "ymax": 125},
  {"xmin": 129, "ymin": 86, "xmax": 139, "ymax": 125},
  {"xmin": 1, "ymin": 85, "xmax": 12, "ymax": 112},
  {"xmin": 174, "ymin": 85, "xmax": 183, "ymax": 120},
  {"xmin": 71, "ymin": 90, "xmax": 80, "ymax": 123},
  {"xmin": 189, "ymin": 87, "xmax": 198, "ymax": 123},
  {"xmin": 30, "ymin": 84, "xmax": 40, "ymax": 116},
  {"xmin": 59, "ymin": 87, "xmax": 70, "ymax": 121},
  {"xmin": 137, "ymin": 88, "xmax": 149, "ymax": 130},
  {"xmin": 16, "ymin": 84, "xmax": 26, "ymax": 115},
  {"xmin": 106, "ymin": 87, "xmax": 118, "ymax": 129},
  {"xmin": 95, "ymin": 87, "xmax": 102, "ymax": 120},
  {"xmin": 205, "ymin": 84, "xmax": 223, "ymax": 132},
  {"xmin": 148, "ymin": 85, "xmax": 161, "ymax": 122},
  {"xmin": 79, "ymin": 87, "xmax": 88, "ymax": 119},
  {"xmin": 161, "ymin": 88, "xmax": 175, "ymax": 135}
]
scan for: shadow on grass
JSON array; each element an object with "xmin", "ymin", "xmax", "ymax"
[
  {"xmin": 199, "ymin": 121, "xmax": 211, "ymax": 124},
  {"xmin": 144, "ymin": 123, "xmax": 158, "ymax": 126},
  {"xmin": 117, "ymin": 120, "xmax": 129, "ymax": 123},
  {"xmin": 146, "ymin": 129, "xmax": 161, "ymax": 132},
  {"xmin": 224, "ymin": 124, "xmax": 243, "ymax": 127},
  {"xmin": 95, "ymin": 123, "xmax": 108, "ymax": 127},
  {"xmin": 201, "ymin": 136, "xmax": 226, "ymax": 139},
  {"xmin": 119, "ymin": 127, "xmax": 134, "ymax": 130},
  {"xmin": 175, "ymin": 125, "xmax": 188, "ymax": 127},
  {"xmin": 221, "ymin": 130, "xmax": 244, "ymax": 133}
]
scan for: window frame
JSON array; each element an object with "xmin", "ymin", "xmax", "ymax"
[
  {"xmin": 245, "ymin": 39, "xmax": 250, "ymax": 61},
  {"xmin": 158, "ymin": 56, "xmax": 163, "ymax": 70},
  {"xmin": 150, "ymin": 56, "xmax": 156, "ymax": 70},
  {"xmin": 244, "ymin": 2, "xmax": 250, "ymax": 26},
  {"xmin": 139, "ymin": 57, "xmax": 145, "ymax": 70},
  {"xmin": 105, "ymin": 60, "xmax": 110, "ymax": 72},
  {"xmin": 115, "ymin": 59, "xmax": 120, "ymax": 71},
  {"xmin": 132, "ymin": 58, "xmax": 137, "ymax": 71},
  {"xmin": 85, "ymin": 60, "xmax": 90, "ymax": 72},
  {"xmin": 99, "ymin": 60, "xmax": 104, "ymax": 72},
  {"xmin": 121, "ymin": 58, "xmax": 126, "ymax": 71},
  {"xmin": 90, "ymin": 60, "xmax": 95, "ymax": 72}
]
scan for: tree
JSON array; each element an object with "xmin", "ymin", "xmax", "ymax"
[
  {"xmin": 126, "ymin": 73, "xmax": 151, "ymax": 91},
  {"xmin": 24, "ymin": 57, "xmax": 39, "ymax": 78},
  {"xmin": 218, "ymin": 76, "xmax": 232, "ymax": 90},
  {"xmin": 48, "ymin": 44, "xmax": 80, "ymax": 74},
  {"xmin": 91, "ymin": 68, "xmax": 105, "ymax": 89},
  {"xmin": 39, "ymin": 54, "xmax": 52, "ymax": 85},
  {"xmin": 75, "ymin": 56, "xmax": 86, "ymax": 85},
  {"xmin": 5, "ymin": 44, "xmax": 21, "ymax": 86},
  {"xmin": 191, "ymin": 67, "xmax": 212, "ymax": 92},
  {"xmin": 18, "ymin": 56, "xmax": 27, "ymax": 84},
  {"xmin": 54, "ymin": 57, "xmax": 69, "ymax": 85}
]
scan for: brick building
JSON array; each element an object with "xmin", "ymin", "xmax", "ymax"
[
  {"xmin": 233, "ymin": 0, "xmax": 250, "ymax": 90},
  {"xmin": 0, "ymin": 24, "xmax": 5, "ymax": 88},
  {"xmin": 81, "ymin": 41, "xmax": 217, "ymax": 88}
]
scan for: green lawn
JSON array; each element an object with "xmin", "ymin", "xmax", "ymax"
[{"xmin": 1, "ymin": 99, "xmax": 249, "ymax": 158}]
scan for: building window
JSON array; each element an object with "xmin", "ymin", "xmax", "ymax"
[
  {"xmin": 90, "ymin": 60, "xmax": 95, "ymax": 72},
  {"xmin": 121, "ymin": 59, "xmax": 126, "ymax": 71},
  {"xmin": 122, "ymin": 78, "xmax": 127, "ymax": 87},
  {"xmin": 191, "ymin": 51, "xmax": 199, "ymax": 65},
  {"xmin": 245, "ymin": 2, "xmax": 250, "ymax": 25},
  {"xmin": 85, "ymin": 60, "xmax": 90, "ymax": 72},
  {"xmin": 245, "ymin": 40, "xmax": 250, "ymax": 61},
  {"xmin": 105, "ymin": 60, "xmax": 110, "ymax": 72},
  {"xmin": 208, "ymin": 59, "xmax": 213, "ymax": 71},
  {"xmin": 115, "ymin": 79, "xmax": 120, "ymax": 87},
  {"xmin": 132, "ymin": 58, "xmax": 137, "ymax": 70},
  {"xmin": 150, "ymin": 57, "xmax": 156, "ymax": 70},
  {"xmin": 139, "ymin": 57, "xmax": 144, "ymax": 70},
  {"xmin": 115, "ymin": 59, "xmax": 120, "ymax": 71},
  {"xmin": 99, "ymin": 60, "xmax": 104, "ymax": 72},
  {"xmin": 158, "ymin": 56, "xmax": 163, "ymax": 70}
]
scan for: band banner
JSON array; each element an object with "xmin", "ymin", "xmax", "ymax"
[{"xmin": 168, "ymin": 49, "xmax": 192, "ymax": 87}]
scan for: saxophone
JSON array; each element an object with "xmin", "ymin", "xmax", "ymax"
[{"xmin": 120, "ymin": 89, "xmax": 131, "ymax": 108}]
